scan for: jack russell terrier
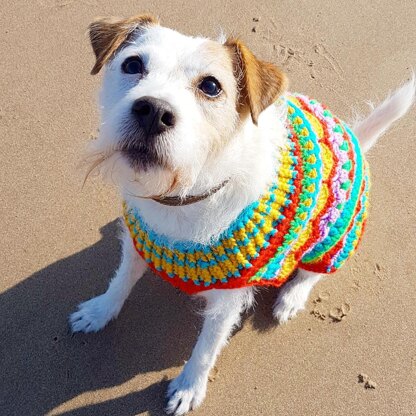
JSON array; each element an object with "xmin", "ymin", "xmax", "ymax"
[{"xmin": 70, "ymin": 13, "xmax": 415, "ymax": 415}]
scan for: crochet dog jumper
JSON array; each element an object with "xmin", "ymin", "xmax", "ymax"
[{"xmin": 124, "ymin": 94, "xmax": 370, "ymax": 295}]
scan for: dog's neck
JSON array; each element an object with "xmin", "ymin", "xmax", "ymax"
[{"xmin": 123, "ymin": 103, "xmax": 288, "ymax": 244}]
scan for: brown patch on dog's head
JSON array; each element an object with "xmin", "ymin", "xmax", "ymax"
[
  {"xmin": 89, "ymin": 13, "xmax": 159, "ymax": 75},
  {"xmin": 225, "ymin": 39, "xmax": 287, "ymax": 124}
]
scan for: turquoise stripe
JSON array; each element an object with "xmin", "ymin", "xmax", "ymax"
[
  {"xmin": 302, "ymin": 123, "xmax": 364, "ymax": 263},
  {"xmin": 330, "ymin": 168, "xmax": 369, "ymax": 270}
]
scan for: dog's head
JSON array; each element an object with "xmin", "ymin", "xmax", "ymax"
[{"xmin": 87, "ymin": 13, "xmax": 287, "ymax": 199}]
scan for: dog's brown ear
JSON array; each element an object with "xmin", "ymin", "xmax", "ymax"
[
  {"xmin": 89, "ymin": 13, "xmax": 159, "ymax": 75},
  {"xmin": 226, "ymin": 39, "xmax": 287, "ymax": 125}
]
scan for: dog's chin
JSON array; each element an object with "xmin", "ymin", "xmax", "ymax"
[
  {"xmin": 121, "ymin": 147, "xmax": 164, "ymax": 171},
  {"xmin": 119, "ymin": 132, "xmax": 167, "ymax": 171}
]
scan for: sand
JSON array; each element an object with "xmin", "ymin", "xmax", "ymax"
[{"xmin": 1, "ymin": 1, "xmax": 415, "ymax": 415}]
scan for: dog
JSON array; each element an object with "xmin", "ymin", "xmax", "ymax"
[{"xmin": 70, "ymin": 13, "xmax": 415, "ymax": 415}]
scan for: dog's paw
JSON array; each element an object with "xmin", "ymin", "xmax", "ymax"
[
  {"xmin": 273, "ymin": 284, "xmax": 309, "ymax": 324},
  {"xmin": 165, "ymin": 371, "xmax": 207, "ymax": 415},
  {"xmin": 273, "ymin": 297, "xmax": 305, "ymax": 324},
  {"xmin": 69, "ymin": 294, "xmax": 120, "ymax": 333}
]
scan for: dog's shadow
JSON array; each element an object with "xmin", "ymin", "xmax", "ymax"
[
  {"xmin": 0, "ymin": 219, "xmax": 278, "ymax": 416},
  {"xmin": 1, "ymin": 220, "xmax": 200, "ymax": 416}
]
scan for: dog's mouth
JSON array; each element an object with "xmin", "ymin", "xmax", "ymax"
[
  {"xmin": 121, "ymin": 143, "xmax": 164, "ymax": 171},
  {"xmin": 119, "ymin": 129, "xmax": 169, "ymax": 171}
]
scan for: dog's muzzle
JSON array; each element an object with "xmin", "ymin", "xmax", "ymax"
[{"xmin": 121, "ymin": 97, "xmax": 176, "ymax": 170}]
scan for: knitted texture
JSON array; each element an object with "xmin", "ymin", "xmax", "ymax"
[{"xmin": 124, "ymin": 94, "xmax": 370, "ymax": 294}]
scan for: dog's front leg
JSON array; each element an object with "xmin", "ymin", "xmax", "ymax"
[
  {"xmin": 166, "ymin": 287, "xmax": 254, "ymax": 415},
  {"xmin": 70, "ymin": 225, "xmax": 147, "ymax": 333},
  {"xmin": 273, "ymin": 268, "xmax": 322, "ymax": 324}
]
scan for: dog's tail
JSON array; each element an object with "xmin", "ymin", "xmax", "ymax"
[{"xmin": 353, "ymin": 75, "xmax": 415, "ymax": 153}]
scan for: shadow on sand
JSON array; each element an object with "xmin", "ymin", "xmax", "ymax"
[{"xmin": 0, "ymin": 219, "xmax": 279, "ymax": 416}]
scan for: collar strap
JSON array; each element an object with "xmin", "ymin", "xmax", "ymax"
[{"xmin": 151, "ymin": 179, "xmax": 229, "ymax": 206}]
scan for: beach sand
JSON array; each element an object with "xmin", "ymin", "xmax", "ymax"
[{"xmin": 1, "ymin": 1, "xmax": 415, "ymax": 415}]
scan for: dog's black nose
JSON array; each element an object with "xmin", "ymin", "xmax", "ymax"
[{"xmin": 132, "ymin": 97, "xmax": 176, "ymax": 136}]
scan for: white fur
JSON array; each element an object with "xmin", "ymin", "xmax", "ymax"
[
  {"xmin": 273, "ymin": 269, "xmax": 322, "ymax": 324},
  {"xmin": 354, "ymin": 75, "xmax": 415, "ymax": 153},
  {"xmin": 71, "ymin": 21, "xmax": 415, "ymax": 415},
  {"xmin": 166, "ymin": 287, "xmax": 254, "ymax": 414},
  {"xmin": 70, "ymin": 225, "xmax": 147, "ymax": 332}
]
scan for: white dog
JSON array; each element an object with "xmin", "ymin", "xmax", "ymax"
[{"xmin": 70, "ymin": 13, "xmax": 415, "ymax": 415}]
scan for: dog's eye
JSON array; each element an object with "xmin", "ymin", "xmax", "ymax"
[
  {"xmin": 122, "ymin": 57, "xmax": 144, "ymax": 75},
  {"xmin": 199, "ymin": 77, "xmax": 222, "ymax": 97}
]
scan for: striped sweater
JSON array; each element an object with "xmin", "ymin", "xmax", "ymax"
[{"xmin": 124, "ymin": 94, "xmax": 370, "ymax": 294}]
